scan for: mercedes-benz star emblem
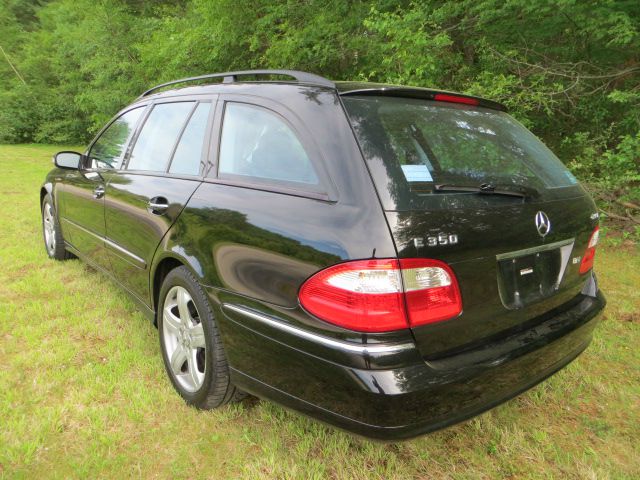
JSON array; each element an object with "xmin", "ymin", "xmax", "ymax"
[{"xmin": 535, "ymin": 211, "xmax": 551, "ymax": 238}]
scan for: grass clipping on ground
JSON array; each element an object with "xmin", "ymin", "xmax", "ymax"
[{"xmin": 0, "ymin": 144, "xmax": 638, "ymax": 479}]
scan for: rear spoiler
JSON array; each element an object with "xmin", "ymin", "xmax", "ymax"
[{"xmin": 339, "ymin": 87, "xmax": 507, "ymax": 112}]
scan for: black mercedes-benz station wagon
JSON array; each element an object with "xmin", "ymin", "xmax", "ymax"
[{"xmin": 41, "ymin": 70, "xmax": 605, "ymax": 440}]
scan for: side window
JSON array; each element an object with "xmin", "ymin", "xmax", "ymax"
[
  {"xmin": 88, "ymin": 107, "xmax": 143, "ymax": 169},
  {"xmin": 218, "ymin": 103, "xmax": 319, "ymax": 186},
  {"xmin": 127, "ymin": 102, "xmax": 194, "ymax": 172},
  {"xmin": 169, "ymin": 102, "xmax": 212, "ymax": 176}
]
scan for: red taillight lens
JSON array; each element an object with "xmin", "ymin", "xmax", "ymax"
[
  {"xmin": 433, "ymin": 93, "xmax": 479, "ymax": 106},
  {"xmin": 579, "ymin": 226, "xmax": 600, "ymax": 274},
  {"xmin": 298, "ymin": 259, "xmax": 407, "ymax": 332},
  {"xmin": 299, "ymin": 258, "xmax": 462, "ymax": 332},
  {"xmin": 400, "ymin": 258, "xmax": 462, "ymax": 326}
]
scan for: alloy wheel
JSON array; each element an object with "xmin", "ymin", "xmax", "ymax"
[
  {"xmin": 43, "ymin": 202, "xmax": 56, "ymax": 255},
  {"xmin": 162, "ymin": 286, "xmax": 207, "ymax": 392}
]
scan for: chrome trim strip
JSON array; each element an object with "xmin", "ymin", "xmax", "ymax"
[
  {"xmin": 495, "ymin": 238, "xmax": 574, "ymax": 261},
  {"xmin": 104, "ymin": 236, "xmax": 146, "ymax": 267},
  {"xmin": 61, "ymin": 217, "xmax": 146, "ymax": 267},
  {"xmin": 222, "ymin": 303, "xmax": 415, "ymax": 355}
]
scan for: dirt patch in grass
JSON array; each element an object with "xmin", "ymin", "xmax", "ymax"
[{"xmin": 618, "ymin": 311, "xmax": 640, "ymax": 323}]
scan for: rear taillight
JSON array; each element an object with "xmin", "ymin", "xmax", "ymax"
[
  {"xmin": 299, "ymin": 258, "xmax": 462, "ymax": 332},
  {"xmin": 579, "ymin": 226, "xmax": 600, "ymax": 274},
  {"xmin": 400, "ymin": 258, "xmax": 462, "ymax": 326}
]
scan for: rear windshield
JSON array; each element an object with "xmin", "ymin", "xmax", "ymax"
[{"xmin": 342, "ymin": 95, "xmax": 581, "ymax": 210}]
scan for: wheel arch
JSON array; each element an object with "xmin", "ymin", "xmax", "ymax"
[
  {"xmin": 40, "ymin": 182, "xmax": 53, "ymax": 208},
  {"xmin": 150, "ymin": 252, "xmax": 205, "ymax": 325}
]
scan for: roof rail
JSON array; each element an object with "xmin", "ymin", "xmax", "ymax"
[{"xmin": 139, "ymin": 69, "xmax": 335, "ymax": 97}]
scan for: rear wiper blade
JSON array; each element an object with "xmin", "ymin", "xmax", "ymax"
[{"xmin": 433, "ymin": 183, "xmax": 539, "ymax": 198}]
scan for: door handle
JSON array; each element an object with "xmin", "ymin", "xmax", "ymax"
[
  {"xmin": 148, "ymin": 196, "xmax": 169, "ymax": 214},
  {"xmin": 93, "ymin": 185, "xmax": 105, "ymax": 199}
]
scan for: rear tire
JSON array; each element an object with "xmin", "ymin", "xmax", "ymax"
[
  {"xmin": 42, "ymin": 193, "xmax": 72, "ymax": 261},
  {"xmin": 158, "ymin": 266, "xmax": 244, "ymax": 408}
]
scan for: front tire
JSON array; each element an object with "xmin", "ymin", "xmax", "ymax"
[
  {"xmin": 158, "ymin": 266, "xmax": 244, "ymax": 408},
  {"xmin": 42, "ymin": 193, "xmax": 71, "ymax": 260}
]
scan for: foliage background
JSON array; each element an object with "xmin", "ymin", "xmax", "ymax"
[{"xmin": 0, "ymin": 0, "xmax": 639, "ymax": 228}]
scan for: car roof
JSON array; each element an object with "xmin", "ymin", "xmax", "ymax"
[{"xmin": 135, "ymin": 70, "xmax": 507, "ymax": 112}]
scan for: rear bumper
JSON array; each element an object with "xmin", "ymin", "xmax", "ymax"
[{"xmin": 216, "ymin": 287, "xmax": 606, "ymax": 441}]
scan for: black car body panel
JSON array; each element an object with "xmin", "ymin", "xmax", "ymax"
[
  {"xmin": 60, "ymin": 169, "xmax": 113, "ymax": 272},
  {"xmin": 41, "ymin": 71, "xmax": 606, "ymax": 440},
  {"xmin": 103, "ymin": 172, "xmax": 201, "ymax": 305},
  {"xmin": 387, "ymin": 195, "xmax": 599, "ymax": 357},
  {"xmin": 215, "ymin": 279, "xmax": 604, "ymax": 440}
]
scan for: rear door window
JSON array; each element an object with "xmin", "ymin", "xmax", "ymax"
[
  {"xmin": 218, "ymin": 102, "xmax": 319, "ymax": 186},
  {"xmin": 127, "ymin": 102, "xmax": 194, "ymax": 172},
  {"xmin": 169, "ymin": 102, "xmax": 212, "ymax": 176},
  {"xmin": 342, "ymin": 95, "xmax": 581, "ymax": 210}
]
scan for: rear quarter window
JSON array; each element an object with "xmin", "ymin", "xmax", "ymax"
[{"xmin": 218, "ymin": 102, "xmax": 320, "ymax": 187}]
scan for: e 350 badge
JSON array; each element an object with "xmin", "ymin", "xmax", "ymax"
[{"xmin": 414, "ymin": 233, "xmax": 459, "ymax": 248}]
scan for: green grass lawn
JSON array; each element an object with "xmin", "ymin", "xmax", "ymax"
[{"xmin": 1, "ymin": 144, "xmax": 638, "ymax": 479}]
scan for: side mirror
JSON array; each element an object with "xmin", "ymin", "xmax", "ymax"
[{"xmin": 53, "ymin": 151, "xmax": 82, "ymax": 170}]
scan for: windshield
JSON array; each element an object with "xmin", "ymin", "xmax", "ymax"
[{"xmin": 342, "ymin": 95, "xmax": 581, "ymax": 210}]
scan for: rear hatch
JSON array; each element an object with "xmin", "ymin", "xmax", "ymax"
[{"xmin": 342, "ymin": 93, "xmax": 599, "ymax": 358}]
